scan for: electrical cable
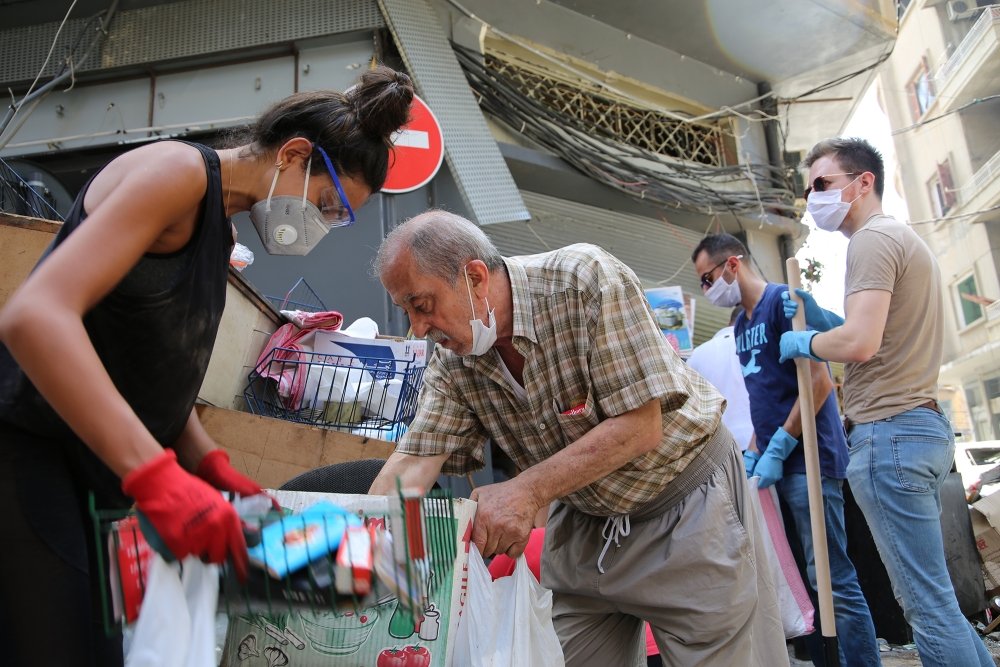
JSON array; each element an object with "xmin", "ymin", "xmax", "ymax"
[
  {"xmin": 891, "ymin": 94, "xmax": 1000, "ymax": 135},
  {"xmin": 0, "ymin": 1, "xmax": 119, "ymax": 148},
  {"xmin": 3, "ymin": 0, "xmax": 79, "ymax": 134},
  {"xmin": 908, "ymin": 203, "xmax": 1000, "ymax": 226},
  {"xmin": 445, "ymin": 0, "xmax": 897, "ymax": 127},
  {"xmin": 455, "ymin": 44, "xmax": 796, "ymax": 220}
]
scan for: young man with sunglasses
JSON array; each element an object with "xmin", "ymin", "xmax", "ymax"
[
  {"xmin": 780, "ymin": 137, "xmax": 992, "ymax": 666},
  {"xmin": 691, "ymin": 234, "xmax": 880, "ymax": 667}
]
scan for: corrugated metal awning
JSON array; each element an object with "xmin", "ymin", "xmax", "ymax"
[{"xmin": 378, "ymin": 0, "xmax": 529, "ymax": 226}]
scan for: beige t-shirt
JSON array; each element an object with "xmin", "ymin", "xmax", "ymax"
[{"xmin": 842, "ymin": 214, "xmax": 943, "ymax": 423}]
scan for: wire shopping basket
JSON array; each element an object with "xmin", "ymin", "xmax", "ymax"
[
  {"xmin": 90, "ymin": 490, "xmax": 458, "ymax": 648},
  {"xmin": 243, "ymin": 347, "xmax": 425, "ymax": 436},
  {"xmin": 264, "ymin": 277, "xmax": 327, "ymax": 314}
]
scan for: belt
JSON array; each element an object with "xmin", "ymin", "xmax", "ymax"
[
  {"xmin": 843, "ymin": 399, "xmax": 941, "ymax": 434},
  {"xmin": 919, "ymin": 399, "xmax": 942, "ymax": 414}
]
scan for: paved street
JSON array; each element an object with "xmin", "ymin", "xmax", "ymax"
[{"xmin": 787, "ymin": 634, "xmax": 1000, "ymax": 666}]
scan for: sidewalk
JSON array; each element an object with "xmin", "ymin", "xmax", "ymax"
[{"xmin": 788, "ymin": 634, "xmax": 1000, "ymax": 666}]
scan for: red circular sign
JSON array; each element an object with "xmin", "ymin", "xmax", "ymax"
[{"xmin": 382, "ymin": 94, "xmax": 444, "ymax": 194}]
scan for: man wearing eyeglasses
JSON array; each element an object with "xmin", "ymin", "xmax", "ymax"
[
  {"xmin": 691, "ymin": 234, "xmax": 880, "ymax": 667},
  {"xmin": 779, "ymin": 138, "xmax": 992, "ymax": 666}
]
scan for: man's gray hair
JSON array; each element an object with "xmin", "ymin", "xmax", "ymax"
[{"xmin": 374, "ymin": 209, "xmax": 505, "ymax": 282}]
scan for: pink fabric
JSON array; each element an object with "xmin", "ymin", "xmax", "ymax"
[
  {"xmin": 254, "ymin": 311, "xmax": 343, "ymax": 409},
  {"xmin": 644, "ymin": 623, "xmax": 658, "ymax": 657},
  {"xmin": 488, "ymin": 528, "xmax": 545, "ymax": 581},
  {"xmin": 281, "ymin": 309, "xmax": 345, "ymax": 329},
  {"xmin": 757, "ymin": 486, "xmax": 815, "ymax": 636}
]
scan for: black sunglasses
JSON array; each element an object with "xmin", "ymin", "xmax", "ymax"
[
  {"xmin": 803, "ymin": 172, "xmax": 860, "ymax": 199},
  {"xmin": 700, "ymin": 258, "xmax": 728, "ymax": 289}
]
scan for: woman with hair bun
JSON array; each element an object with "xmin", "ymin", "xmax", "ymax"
[{"xmin": 0, "ymin": 64, "xmax": 413, "ymax": 666}]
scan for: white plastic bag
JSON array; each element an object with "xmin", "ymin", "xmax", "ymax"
[
  {"xmin": 747, "ymin": 478, "xmax": 815, "ymax": 638},
  {"xmin": 229, "ymin": 242, "xmax": 254, "ymax": 271},
  {"xmin": 126, "ymin": 554, "xmax": 219, "ymax": 667},
  {"xmin": 453, "ymin": 547, "xmax": 565, "ymax": 667},
  {"xmin": 301, "ymin": 362, "xmax": 374, "ymax": 412}
]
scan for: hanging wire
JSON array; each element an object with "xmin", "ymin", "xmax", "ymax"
[
  {"xmin": 0, "ymin": 1, "xmax": 120, "ymax": 149},
  {"xmin": 454, "ymin": 44, "xmax": 797, "ymax": 219},
  {"xmin": 3, "ymin": 0, "xmax": 80, "ymax": 134},
  {"xmin": 891, "ymin": 94, "xmax": 1000, "ymax": 136},
  {"xmin": 909, "ymin": 203, "xmax": 1000, "ymax": 226}
]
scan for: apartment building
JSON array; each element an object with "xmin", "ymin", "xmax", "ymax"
[{"xmin": 881, "ymin": 0, "xmax": 1000, "ymax": 439}]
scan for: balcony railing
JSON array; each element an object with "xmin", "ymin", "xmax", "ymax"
[
  {"xmin": 986, "ymin": 299, "xmax": 1000, "ymax": 322},
  {"xmin": 936, "ymin": 5, "xmax": 1000, "ymax": 86},
  {"xmin": 959, "ymin": 147, "xmax": 1000, "ymax": 205}
]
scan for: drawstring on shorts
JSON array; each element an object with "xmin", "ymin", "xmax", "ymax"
[{"xmin": 597, "ymin": 514, "xmax": 630, "ymax": 574}]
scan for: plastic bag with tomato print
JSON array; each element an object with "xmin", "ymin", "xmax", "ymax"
[
  {"xmin": 452, "ymin": 547, "xmax": 564, "ymax": 667},
  {"xmin": 376, "ymin": 645, "xmax": 431, "ymax": 667}
]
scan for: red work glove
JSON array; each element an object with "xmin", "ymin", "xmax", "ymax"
[
  {"xmin": 196, "ymin": 449, "xmax": 280, "ymax": 512},
  {"xmin": 196, "ymin": 449, "xmax": 262, "ymax": 496},
  {"xmin": 122, "ymin": 450, "xmax": 248, "ymax": 581}
]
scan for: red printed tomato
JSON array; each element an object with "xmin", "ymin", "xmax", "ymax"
[
  {"xmin": 404, "ymin": 644, "xmax": 431, "ymax": 667},
  {"xmin": 377, "ymin": 647, "xmax": 408, "ymax": 667}
]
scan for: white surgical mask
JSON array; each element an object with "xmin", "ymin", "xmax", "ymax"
[
  {"xmin": 464, "ymin": 264, "xmax": 497, "ymax": 356},
  {"xmin": 249, "ymin": 159, "xmax": 330, "ymax": 256},
  {"xmin": 806, "ymin": 176, "xmax": 861, "ymax": 232},
  {"xmin": 704, "ymin": 261, "xmax": 742, "ymax": 307}
]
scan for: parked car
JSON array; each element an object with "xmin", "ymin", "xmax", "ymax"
[{"xmin": 955, "ymin": 440, "xmax": 1000, "ymax": 497}]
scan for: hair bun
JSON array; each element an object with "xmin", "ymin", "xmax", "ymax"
[{"xmin": 348, "ymin": 65, "xmax": 415, "ymax": 143}]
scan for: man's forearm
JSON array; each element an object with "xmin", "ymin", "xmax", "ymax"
[
  {"xmin": 514, "ymin": 399, "xmax": 662, "ymax": 507},
  {"xmin": 369, "ymin": 450, "xmax": 450, "ymax": 495},
  {"xmin": 782, "ymin": 360, "xmax": 834, "ymax": 438},
  {"xmin": 810, "ymin": 325, "xmax": 878, "ymax": 363},
  {"xmin": 810, "ymin": 289, "xmax": 890, "ymax": 363}
]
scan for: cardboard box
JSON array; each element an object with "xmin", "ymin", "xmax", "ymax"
[
  {"xmin": 221, "ymin": 491, "xmax": 476, "ymax": 667},
  {"xmin": 312, "ymin": 331, "xmax": 429, "ymax": 378},
  {"xmin": 971, "ymin": 492, "xmax": 1000, "ymax": 590}
]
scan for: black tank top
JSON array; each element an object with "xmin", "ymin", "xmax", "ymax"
[{"xmin": 0, "ymin": 141, "xmax": 233, "ymax": 449}]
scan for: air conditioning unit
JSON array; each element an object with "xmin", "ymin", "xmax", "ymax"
[{"xmin": 946, "ymin": 0, "xmax": 977, "ymax": 21}]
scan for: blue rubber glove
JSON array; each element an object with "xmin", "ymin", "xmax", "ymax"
[
  {"xmin": 781, "ymin": 289, "xmax": 845, "ymax": 332},
  {"xmin": 754, "ymin": 427, "xmax": 799, "ymax": 488},
  {"xmin": 743, "ymin": 449, "xmax": 761, "ymax": 478},
  {"xmin": 779, "ymin": 330, "xmax": 824, "ymax": 363}
]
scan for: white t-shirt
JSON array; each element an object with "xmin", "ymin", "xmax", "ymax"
[{"xmin": 686, "ymin": 326, "xmax": 754, "ymax": 451}]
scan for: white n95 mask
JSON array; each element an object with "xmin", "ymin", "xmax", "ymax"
[
  {"xmin": 464, "ymin": 264, "xmax": 497, "ymax": 356},
  {"xmin": 249, "ymin": 158, "xmax": 330, "ymax": 256}
]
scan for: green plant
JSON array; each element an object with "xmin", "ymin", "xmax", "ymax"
[{"xmin": 801, "ymin": 257, "xmax": 824, "ymax": 288}]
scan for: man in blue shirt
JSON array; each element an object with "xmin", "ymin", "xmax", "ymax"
[{"xmin": 692, "ymin": 234, "xmax": 880, "ymax": 667}]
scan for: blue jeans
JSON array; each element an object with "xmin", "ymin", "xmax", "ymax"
[
  {"xmin": 777, "ymin": 473, "xmax": 881, "ymax": 667},
  {"xmin": 847, "ymin": 406, "xmax": 993, "ymax": 667}
]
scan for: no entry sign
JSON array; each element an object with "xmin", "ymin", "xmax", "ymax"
[{"xmin": 382, "ymin": 94, "xmax": 444, "ymax": 194}]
